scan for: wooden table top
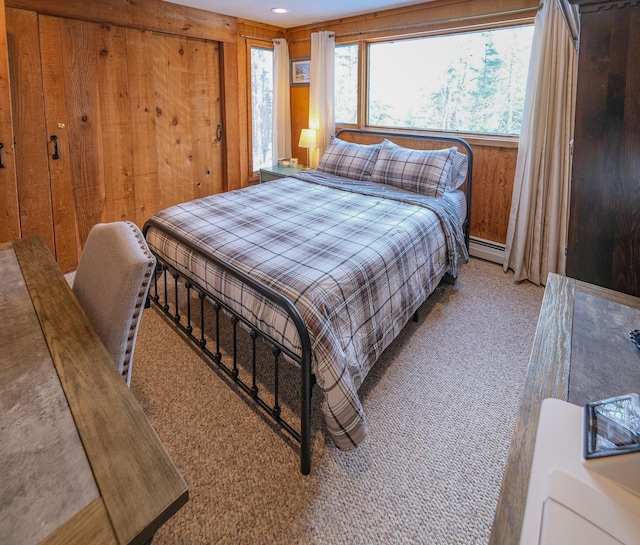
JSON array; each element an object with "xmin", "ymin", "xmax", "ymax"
[
  {"xmin": 489, "ymin": 273, "xmax": 640, "ymax": 544},
  {"xmin": 0, "ymin": 237, "xmax": 188, "ymax": 545}
]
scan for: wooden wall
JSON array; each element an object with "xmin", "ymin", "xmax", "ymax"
[
  {"xmin": 0, "ymin": 0, "xmax": 18, "ymax": 242},
  {"xmin": 0, "ymin": 0, "xmax": 242, "ymax": 271}
]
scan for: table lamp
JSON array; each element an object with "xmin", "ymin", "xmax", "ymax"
[{"xmin": 298, "ymin": 128, "xmax": 317, "ymax": 168}]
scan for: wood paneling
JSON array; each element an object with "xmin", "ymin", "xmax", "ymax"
[
  {"xmin": 286, "ymin": 0, "xmax": 537, "ymax": 43},
  {"xmin": 6, "ymin": 8, "xmax": 54, "ymax": 250},
  {"xmin": 6, "ymin": 0, "xmax": 237, "ymax": 43},
  {"xmin": 126, "ymin": 27, "xmax": 160, "ymax": 227},
  {"xmin": 290, "ymin": 85, "xmax": 310, "ymax": 168},
  {"xmin": 149, "ymin": 33, "xmax": 226, "ymax": 205},
  {"xmin": 6, "ymin": 7, "xmax": 225, "ymax": 271},
  {"xmin": 60, "ymin": 17, "xmax": 108, "ymax": 244},
  {"xmin": 470, "ymin": 142, "xmax": 519, "ymax": 244},
  {"xmin": 39, "ymin": 15, "xmax": 77, "ymax": 271},
  {"xmin": 0, "ymin": 0, "xmax": 20, "ymax": 242},
  {"xmin": 96, "ymin": 22, "xmax": 135, "ymax": 224},
  {"xmin": 153, "ymin": 33, "xmax": 189, "ymax": 208},
  {"xmin": 221, "ymin": 41, "xmax": 242, "ymax": 191},
  {"xmin": 236, "ymin": 35, "xmax": 251, "ymax": 184},
  {"xmin": 188, "ymin": 39, "xmax": 223, "ymax": 199}
]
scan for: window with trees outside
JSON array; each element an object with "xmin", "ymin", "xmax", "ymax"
[
  {"xmin": 335, "ymin": 25, "xmax": 535, "ymax": 136},
  {"xmin": 335, "ymin": 44, "xmax": 359, "ymax": 125},
  {"xmin": 251, "ymin": 46, "xmax": 274, "ymax": 170}
]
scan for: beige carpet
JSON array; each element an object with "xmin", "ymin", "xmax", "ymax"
[{"xmin": 131, "ymin": 257, "xmax": 544, "ymax": 545}]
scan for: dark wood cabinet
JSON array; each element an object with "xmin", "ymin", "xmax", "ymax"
[{"xmin": 566, "ymin": 0, "xmax": 640, "ymax": 297}]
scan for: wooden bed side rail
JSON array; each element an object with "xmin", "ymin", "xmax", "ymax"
[
  {"xmin": 142, "ymin": 218, "xmax": 314, "ymax": 475},
  {"xmin": 335, "ymin": 128, "xmax": 473, "ymax": 252}
]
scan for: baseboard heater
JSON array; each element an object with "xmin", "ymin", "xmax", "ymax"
[{"xmin": 469, "ymin": 236, "xmax": 505, "ymax": 265}]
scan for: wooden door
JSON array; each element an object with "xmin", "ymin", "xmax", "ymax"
[
  {"xmin": 0, "ymin": 0, "xmax": 20, "ymax": 242},
  {"xmin": 38, "ymin": 15, "xmax": 78, "ymax": 271},
  {"xmin": 143, "ymin": 30, "xmax": 224, "ymax": 216},
  {"xmin": 5, "ymin": 8, "xmax": 224, "ymax": 271},
  {"xmin": 6, "ymin": 8, "xmax": 54, "ymax": 253}
]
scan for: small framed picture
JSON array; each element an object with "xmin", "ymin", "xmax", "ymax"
[{"xmin": 291, "ymin": 58, "xmax": 310, "ymax": 86}]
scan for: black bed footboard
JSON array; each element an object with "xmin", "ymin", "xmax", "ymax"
[{"xmin": 142, "ymin": 219, "xmax": 314, "ymax": 475}]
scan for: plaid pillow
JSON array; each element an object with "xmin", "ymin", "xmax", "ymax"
[
  {"xmin": 370, "ymin": 139, "xmax": 456, "ymax": 198},
  {"xmin": 317, "ymin": 137, "xmax": 381, "ymax": 181}
]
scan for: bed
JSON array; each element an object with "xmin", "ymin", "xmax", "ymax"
[{"xmin": 143, "ymin": 129, "xmax": 473, "ymax": 474}]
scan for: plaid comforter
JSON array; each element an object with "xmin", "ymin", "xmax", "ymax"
[{"xmin": 145, "ymin": 172, "xmax": 468, "ymax": 450}]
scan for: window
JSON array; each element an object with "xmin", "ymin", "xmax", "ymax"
[
  {"xmin": 335, "ymin": 44, "xmax": 359, "ymax": 124},
  {"xmin": 250, "ymin": 46, "xmax": 273, "ymax": 170},
  {"xmin": 345, "ymin": 25, "xmax": 534, "ymax": 136}
]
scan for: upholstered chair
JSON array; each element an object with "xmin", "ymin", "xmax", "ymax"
[{"xmin": 72, "ymin": 221, "xmax": 156, "ymax": 386}]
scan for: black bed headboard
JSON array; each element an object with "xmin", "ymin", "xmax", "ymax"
[{"xmin": 335, "ymin": 128, "xmax": 473, "ymax": 251}]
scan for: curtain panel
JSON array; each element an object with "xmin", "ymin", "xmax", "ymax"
[
  {"xmin": 503, "ymin": 0, "xmax": 577, "ymax": 285},
  {"xmin": 272, "ymin": 38, "xmax": 292, "ymax": 162},
  {"xmin": 309, "ymin": 31, "xmax": 335, "ymax": 168}
]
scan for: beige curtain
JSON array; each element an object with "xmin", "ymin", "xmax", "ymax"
[
  {"xmin": 503, "ymin": 0, "xmax": 578, "ymax": 285},
  {"xmin": 272, "ymin": 38, "xmax": 292, "ymax": 162},
  {"xmin": 308, "ymin": 31, "xmax": 335, "ymax": 168}
]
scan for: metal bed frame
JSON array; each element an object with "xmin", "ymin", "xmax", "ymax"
[{"xmin": 142, "ymin": 129, "xmax": 473, "ymax": 475}]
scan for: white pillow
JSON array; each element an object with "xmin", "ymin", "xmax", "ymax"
[{"xmin": 449, "ymin": 150, "xmax": 468, "ymax": 191}]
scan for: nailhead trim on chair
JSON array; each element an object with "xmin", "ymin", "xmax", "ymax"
[{"xmin": 121, "ymin": 221, "xmax": 156, "ymax": 382}]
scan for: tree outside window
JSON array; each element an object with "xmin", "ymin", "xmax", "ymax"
[
  {"xmin": 335, "ymin": 44, "xmax": 358, "ymax": 124},
  {"xmin": 251, "ymin": 46, "xmax": 274, "ymax": 170},
  {"xmin": 349, "ymin": 25, "xmax": 534, "ymax": 136}
]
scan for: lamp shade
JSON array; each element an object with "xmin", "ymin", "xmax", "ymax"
[{"xmin": 298, "ymin": 128, "xmax": 317, "ymax": 149}]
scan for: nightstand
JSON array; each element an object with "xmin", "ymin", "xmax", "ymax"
[{"xmin": 259, "ymin": 165, "xmax": 305, "ymax": 183}]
